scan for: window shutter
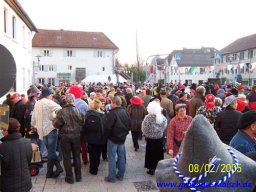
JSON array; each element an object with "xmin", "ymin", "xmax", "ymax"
[
  {"xmin": 103, "ymin": 51, "xmax": 106, "ymax": 58},
  {"xmin": 93, "ymin": 50, "xmax": 97, "ymax": 57},
  {"xmin": 44, "ymin": 65, "xmax": 48, "ymax": 72},
  {"xmin": 40, "ymin": 50, "xmax": 44, "ymax": 56},
  {"xmin": 54, "ymin": 65, "xmax": 57, "ymax": 72},
  {"xmin": 72, "ymin": 50, "xmax": 76, "ymax": 57},
  {"xmin": 64, "ymin": 49, "xmax": 67, "ymax": 57},
  {"xmin": 49, "ymin": 50, "xmax": 53, "ymax": 57}
]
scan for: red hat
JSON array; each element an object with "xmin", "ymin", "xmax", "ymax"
[
  {"xmin": 236, "ymin": 99, "xmax": 245, "ymax": 112},
  {"xmin": 214, "ymin": 85, "xmax": 220, "ymax": 90},
  {"xmin": 237, "ymin": 85, "xmax": 245, "ymax": 91},
  {"xmin": 10, "ymin": 93, "xmax": 20, "ymax": 99},
  {"xmin": 179, "ymin": 85, "xmax": 185, "ymax": 90},
  {"xmin": 205, "ymin": 94, "xmax": 215, "ymax": 109},
  {"xmin": 67, "ymin": 86, "xmax": 83, "ymax": 98},
  {"xmin": 130, "ymin": 96, "xmax": 144, "ymax": 106}
]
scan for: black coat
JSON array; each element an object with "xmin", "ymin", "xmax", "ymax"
[
  {"xmin": 10, "ymin": 100, "xmax": 26, "ymax": 136},
  {"xmin": 214, "ymin": 108, "xmax": 242, "ymax": 144},
  {"xmin": 105, "ymin": 107, "xmax": 131, "ymax": 144},
  {"xmin": 0, "ymin": 133, "xmax": 32, "ymax": 192}
]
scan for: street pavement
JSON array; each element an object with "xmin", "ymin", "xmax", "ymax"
[{"xmin": 31, "ymin": 133, "xmax": 161, "ymax": 192}]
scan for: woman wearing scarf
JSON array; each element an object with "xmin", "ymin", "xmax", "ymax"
[
  {"xmin": 142, "ymin": 101, "xmax": 167, "ymax": 175},
  {"xmin": 196, "ymin": 94, "xmax": 222, "ymax": 126},
  {"xmin": 166, "ymin": 104, "xmax": 192, "ymax": 157},
  {"xmin": 127, "ymin": 96, "xmax": 147, "ymax": 151}
]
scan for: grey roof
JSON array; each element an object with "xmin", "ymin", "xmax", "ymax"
[
  {"xmin": 167, "ymin": 47, "xmax": 216, "ymax": 67},
  {"xmin": 221, "ymin": 33, "xmax": 256, "ymax": 54}
]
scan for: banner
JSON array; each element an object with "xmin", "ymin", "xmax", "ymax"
[{"xmin": 0, "ymin": 105, "xmax": 9, "ymax": 131}]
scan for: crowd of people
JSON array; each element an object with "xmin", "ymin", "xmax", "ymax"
[{"xmin": 1, "ymin": 80, "xmax": 256, "ymax": 191}]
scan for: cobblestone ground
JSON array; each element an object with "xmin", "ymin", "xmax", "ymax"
[{"xmin": 31, "ymin": 133, "xmax": 161, "ymax": 192}]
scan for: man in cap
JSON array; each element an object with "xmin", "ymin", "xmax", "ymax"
[
  {"xmin": 230, "ymin": 111, "xmax": 256, "ymax": 154},
  {"xmin": 53, "ymin": 94, "xmax": 84, "ymax": 184},
  {"xmin": 10, "ymin": 93, "xmax": 26, "ymax": 137},
  {"xmin": 31, "ymin": 87, "xmax": 63, "ymax": 178},
  {"xmin": 214, "ymin": 95, "xmax": 242, "ymax": 144}
]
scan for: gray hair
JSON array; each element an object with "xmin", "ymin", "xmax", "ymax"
[{"xmin": 111, "ymin": 96, "xmax": 122, "ymax": 107}]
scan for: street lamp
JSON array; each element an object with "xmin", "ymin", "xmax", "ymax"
[{"xmin": 33, "ymin": 55, "xmax": 41, "ymax": 85}]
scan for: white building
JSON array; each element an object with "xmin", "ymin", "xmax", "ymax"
[
  {"xmin": 32, "ymin": 29, "xmax": 119, "ymax": 85},
  {"xmin": 0, "ymin": 0, "xmax": 37, "ymax": 98}
]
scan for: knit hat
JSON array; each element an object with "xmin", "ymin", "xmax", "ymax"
[
  {"xmin": 28, "ymin": 85, "xmax": 41, "ymax": 98},
  {"xmin": 65, "ymin": 93, "xmax": 75, "ymax": 104},
  {"xmin": 217, "ymin": 88, "xmax": 225, "ymax": 94},
  {"xmin": 41, "ymin": 88, "xmax": 52, "ymax": 98},
  {"xmin": 237, "ymin": 110, "xmax": 256, "ymax": 130},
  {"xmin": 130, "ymin": 96, "xmax": 144, "ymax": 106},
  {"xmin": 68, "ymin": 86, "xmax": 83, "ymax": 98},
  {"xmin": 223, "ymin": 95, "xmax": 238, "ymax": 108},
  {"xmin": 156, "ymin": 115, "xmax": 256, "ymax": 192}
]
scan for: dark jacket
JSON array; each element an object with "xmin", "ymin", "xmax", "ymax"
[
  {"xmin": 214, "ymin": 107, "xmax": 242, "ymax": 144},
  {"xmin": 127, "ymin": 104, "xmax": 147, "ymax": 132},
  {"xmin": 54, "ymin": 104, "xmax": 84, "ymax": 137},
  {"xmin": 125, "ymin": 93, "xmax": 133, "ymax": 107},
  {"xmin": 0, "ymin": 133, "xmax": 32, "ymax": 192},
  {"xmin": 10, "ymin": 100, "xmax": 26, "ymax": 135},
  {"xmin": 105, "ymin": 107, "xmax": 131, "ymax": 144},
  {"xmin": 247, "ymin": 91, "xmax": 256, "ymax": 110}
]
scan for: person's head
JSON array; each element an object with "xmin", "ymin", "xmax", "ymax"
[
  {"xmin": 8, "ymin": 118, "xmax": 20, "ymax": 134},
  {"xmin": 205, "ymin": 94, "xmax": 215, "ymax": 109},
  {"xmin": 175, "ymin": 103, "xmax": 186, "ymax": 118},
  {"xmin": 90, "ymin": 92, "xmax": 96, "ymax": 99},
  {"xmin": 21, "ymin": 94, "xmax": 26, "ymax": 99},
  {"xmin": 223, "ymin": 95, "xmax": 238, "ymax": 109},
  {"xmin": 159, "ymin": 88, "xmax": 166, "ymax": 96},
  {"xmin": 217, "ymin": 88, "xmax": 226, "ymax": 97},
  {"xmin": 179, "ymin": 91, "xmax": 188, "ymax": 101},
  {"xmin": 238, "ymin": 94, "xmax": 247, "ymax": 102},
  {"xmin": 110, "ymin": 96, "xmax": 122, "ymax": 109},
  {"xmin": 65, "ymin": 93, "xmax": 75, "ymax": 105},
  {"xmin": 96, "ymin": 89, "xmax": 103, "ymax": 97},
  {"xmin": 41, "ymin": 88, "xmax": 53, "ymax": 100},
  {"xmin": 231, "ymin": 88, "xmax": 238, "ymax": 96},
  {"xmin": 214, "ymin": 97, "xmax": 223, "ymax": 107},
  {"xmin": 82, "ymin": 92, "xmax": 88, "ymax": 100},
  {"xmin": 145, "ymin": 89, "xmax": 151, "ymax": 96},
  {"xmin": 237, "ymin": 111, "xmax": 256, "ymax": 137},
  {"xmin": 126, "ymin": 87, "xmax": 133, "ymax": 94},
  {"xmin": 10, "ymin": 93, "xmax": 21, "ymax": 104},
  {"xmin": 135, "ymin": 89, "xmax": 143, "ymax": 97},
  {"xmin": 196, "ymin": 86, "xmax": 206, "ymax": 96},
  {"xmin": 90, "ymin": 99, "xmax": 102, "ymax": 110}
]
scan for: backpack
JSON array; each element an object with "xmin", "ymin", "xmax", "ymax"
[{"xmin": 83, "ymin": 110, "xmax": 105, "ymax": 144}]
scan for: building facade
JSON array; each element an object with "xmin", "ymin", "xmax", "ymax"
[
  {"xmin": 32, "ymin": 29, "xmax": 119, "ymax": 85},
  {"xmin": 0, "ymin": 0, "xmax": 37, "ymax": 97},
  {"xmin": 216, "ymin": 33, "xmax": 256, "ymax": 86},
  {"xmin": 150, "ymin": 47, "xmax": 217, "ymax": 85}
]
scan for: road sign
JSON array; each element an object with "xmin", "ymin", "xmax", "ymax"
[{"xmin": 175, "ymin": 53, "xmax": 181, "ymax": 60}]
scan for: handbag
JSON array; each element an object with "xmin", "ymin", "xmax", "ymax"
[{"xmin": 31, "ymin": 149, "xmax": 41, "ymax": 163}]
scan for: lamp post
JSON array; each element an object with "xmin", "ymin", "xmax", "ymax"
[{"xmin": 33, "ymin": 55, "xmax": 41, "ymax": 85}]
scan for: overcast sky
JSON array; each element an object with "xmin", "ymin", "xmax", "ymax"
[{"xmin": 21, "ymin": 0, "xmax": 256, "ymax": 64}]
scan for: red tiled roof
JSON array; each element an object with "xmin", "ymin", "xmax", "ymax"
[
  {"xmin": 32, "ymin": 29, "xmax": 119, "ymax": 50},
  {"xmin": 221, "ymin": 33, "xmax": 256, "ymax": 54}
]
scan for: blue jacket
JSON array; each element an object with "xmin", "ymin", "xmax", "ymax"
[{"xmin": 229, "ymin": 130, "xmax": 256, "ymax": 154}]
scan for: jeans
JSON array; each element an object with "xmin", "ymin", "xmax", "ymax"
[
  {"xmin": 43, "ymin": 129, "xmax": 58, "ymax": 160},
  {"xmin": 107, "ymin": 139, "xmax": 126, "ymax": 181},
  {"xmin": 37, "ymin": 138, "xmax": 48, "ymax": 158}
]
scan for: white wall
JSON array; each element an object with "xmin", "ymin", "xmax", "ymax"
[
  {"xmin": 33, "ymin": 47, "xmax": 115, "ymax": 85},
  {"xmin": 0, "ymin": 0, "xmax": 34, "ymax": 102}
]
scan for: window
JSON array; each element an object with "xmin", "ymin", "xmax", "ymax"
[
  {"xmin": 67, "ymin": 49, "xmax": 73, "ymax": 57},
  {"xmin": 38, "ymin": 78, "xmax": 45, "ymax": 85},
  {"xmin": 68, "ymin": 65, "xmax": 72, "ymax": 70},
  {"xmin": 249, "ymin": 50, "xmax": 253, "ymax": 59},
  {"xmin": 98, "ymin": 50, "xmax": 103, "ymax": 57},
  {"xmin": 240, "ymin": 52, "xmax": 244, "ymax": 60},
  {"xmin": 48, "ymin": 78, "xmax": 55, "ymax": 85},
  {"xmin": 4, "ymin": 8, "xmax": 7, "ymax": 33},
  {"xmin": 44, "ymin": 50, "xmax": 50, "ymax": 56},
  {"xmin": 254, "ymin": 50, "xmax": 256, "ymax": 57},
  {"xmin": 39, "ymin": 65, "xmax": 44, "ymax": 71},
  {"xmin": 102, "ymin": 67, "xmax": 105, "ymax": 71},
  {"xmin": 49, "ymin": 65, "xmax": 54, "ymax": 71},
  {"xmin": 12, "ymin": 16, "xmax": 16, "ymax": 39}
]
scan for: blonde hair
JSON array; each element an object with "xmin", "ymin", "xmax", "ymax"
[
  {"xmin": 214, "ymin": 97, "xmax": 222, "ymax": 107},
  {"xmin": 238, "ymin": 94, "xmax": 246, "ymax": 102}
]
